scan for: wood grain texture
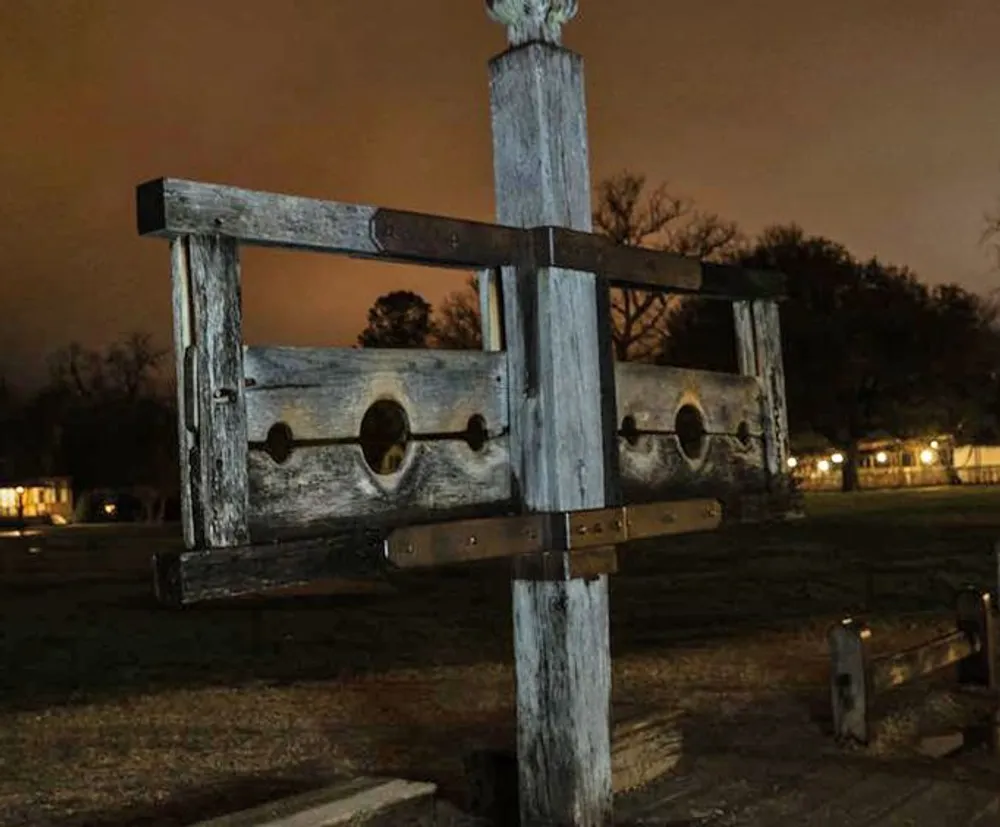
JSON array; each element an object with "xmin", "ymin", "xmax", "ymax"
[
  {"xmin": 513, "ymin": 577, "xmax": 612, "ymax": 826},
  {"xmin": 491, "ymin": 45, "xmax": 605, "ymax": 514},
  {"xmin": 756, "ymin": 301, "xmax": 791, "ymax": 477},
  {"xmin": 243, "ymin": 346, "xmax": 507, "ymax": 441},
  {"xmin": 619, "ymin": 434, "xmax": 767, "ymax": 508},
  {"xmin": 734, "ymin": 300, "xmax": 791, "ymax": 480},
  {"xmin": 169, "ymin": 239, "xmax": 197, "ymax": 549},
  {"xmin": 616, "ymin": 363, "xmax": 768, "ymax": 514},
  {"xmin": 615, "ymin": 363, "xmax": 763, "ymax": 437},
  {"xmin": 491, "ymin": 40, "xmax": 614, "ymax": 827},
  {"xmin": 153, "ymin": 531, "xmax": 387, "ymax": 605},
  {"xmin": 247, "ymin": 439, "xmax": 512, "ymax": 539},
  {"xmin": 177, "ymin": 235, "xmax": 251, "ymax": 549},
  {"xmin": 139, "ymin": 179, "xmax": 786, "ymax": 298},
  {"xmin": 733, "ymin": 301, "xmax": 757, "ymax": 377},
  {"xmin": 137, "ymin": 178, "xmax": 378, "ymax": 255}
]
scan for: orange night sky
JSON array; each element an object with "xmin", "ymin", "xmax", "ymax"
[{"xmin": 2, "ymin": 0, "xmax": 1000, "ymax": 386}]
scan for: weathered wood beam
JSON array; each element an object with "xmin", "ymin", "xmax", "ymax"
[
  {"xmin": 490, "ymin": 21, "xmax": 616, "ymax": 827},
  {"xmin": 243, "ymin": 346, "xmax": 508, "ymax": 442},
  {"xmin": 137, "ymin": 178, "xmax": 785, "ymax": 300},
  {"xmin": 247, "ymin": 440, "xmax": 512, "ymax": 538},
  {"xmin": 615, "ymin": 363, "xmax": 762, "ymax": 437},
  {"xmin": 153, "ymin": 531, "xmax": 386, "ymax": 605},
  {"xmin": 171, "ymin": 235, "xmax": 251, "ymax": 550},
  {"xmin": 138, "ymin": 178, "xmax": 380, "ymax": 257},
  {"xmin": 615, "ymin": 363, "xmax": 767, "ymax": 508},
  {"xmin": 734, "ymin": 300, "xmax": 792, "ymax": 484}
]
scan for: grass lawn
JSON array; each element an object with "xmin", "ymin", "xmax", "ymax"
[{"xmin": 1, "ymin": 488, "xmax": 999, "ymax": 825}]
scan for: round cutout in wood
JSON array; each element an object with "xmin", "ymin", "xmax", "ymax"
[
  {"xmin": 620, "ymin": 414, "xmax": 640, "ymax": 447},
  {"xmin": 360, "ymin": 399, "xmax": 410, "ymax": 475},
  {"xmin": 465, "ymin": 414, "xmax": 488, "ymax": 452},
  {"xmin": 675, "ymin": 404, "xmax": 706, "ymax": 461},
  {"xmin": 736, "ymin": 420, "xmax": 752, "ymax": 449},
  {"xmin": 265, "ymin": 422, "xmax": 294, "ymax": 464}
]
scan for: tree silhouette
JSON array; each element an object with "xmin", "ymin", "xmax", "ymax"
[
  {"xmin": 661, "ymin": 224, "xmax": 1000, "ymax": 490},
  {"xmin": 357, "ymin": 290, "xmax": 433, "ymax": 349},
  {"xmin": 593, "ymin": 171, "xmax": 743, "ymax": 361},
  {"xmin": 432, "ymin": 277, "xmax": 482, "ymax": 350}
]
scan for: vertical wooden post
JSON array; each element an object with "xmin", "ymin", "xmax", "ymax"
[
  {"xmin": 170, "ymin": 234, "xmax": 251, "ymax": 551},
  {"xmin": 487, "ymin": 2, "xmax": 616, "ymax": 825},
  {"xmin": 734, "ymin": 300, "xmax": 791, "ymax": 483}
]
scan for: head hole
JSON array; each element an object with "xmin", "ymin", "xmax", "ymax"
[
  {"xmin": 265, "ymin": 422, "xmax": 294, "ymax": 464},
  {"xmin": 465, "ymin": 414, "xmax": 488, "ymax": 452},
  {"xmin": 360, "ymin": 399, "xmax": 410, "ymax": 475},
  {"xmin": 675, "ymin": 404, "xmax": 706, "ymax": 461}
]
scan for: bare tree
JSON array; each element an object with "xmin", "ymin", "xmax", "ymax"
[
  {"xmin": 593, "ymin": 172, "xmax": 744, "ymax": 361},
  {"xmin": 432, "ymin": 276, "xmax": 482, "ymax": 349}
]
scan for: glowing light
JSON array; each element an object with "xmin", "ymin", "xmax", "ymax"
[
  {"xmin": 831, "ymin": 453, "xmax": 845, "ymax": 465},
  {"xmin": 920, "ymin": 449, "xmax": 935, "ymax": 465},
  {"xmin": 14, "ymin": 486, "xmax": 24, "ymax": 495},
  {"xmin": 876, "ymin": 451, "xmax": 888, "ymax": 464},
  {"xmin": 103, "ymin": 502, "xmax": 117, "ymax": 516},
  {"xmin": 818, "ymin": 459, "xmax": 831, "ymax": 472},
  {"xmin": 787, "ymin": 457, "xmax": 798, "ymax": 469},
  {"xmin": 930, "ymin": 440, "xmax": 939, "ymax": 449}
]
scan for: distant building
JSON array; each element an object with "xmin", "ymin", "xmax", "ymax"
[
  {"xmin": 0, "ymin": 477, "xmax": 74, "ymax": 523},
  {"xmin": 790, "ymin": 434, "xmax": 1000, "ymax": 492}
]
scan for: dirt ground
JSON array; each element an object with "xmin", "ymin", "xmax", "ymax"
[{"xmin": 2, "ymin": 487, "xmax": 1000, "ymax": 825}]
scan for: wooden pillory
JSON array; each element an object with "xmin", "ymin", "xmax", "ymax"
[{"xmin": 136, "ymin": 2, "xmax": 793, "ymax": 825}]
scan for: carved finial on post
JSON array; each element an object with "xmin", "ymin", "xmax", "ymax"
[{"xmin": 486, "ymin": 0, "xmax": 579, "ymax": 46}]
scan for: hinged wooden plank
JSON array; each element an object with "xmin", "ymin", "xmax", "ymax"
[
  {"xmin": 615, "ymin": 363, "xmax": 763, "ymax": 437},
  {"xmin": 247, "ymin": 440, "xmax": 512, "ymax": 540},
  {"xmin": 243, "ymin": 346, "xmax": 507, "ymax": 442},
  {"xmin": 616, "ymin": 365, "xmax": 768, "ymax": 507}
]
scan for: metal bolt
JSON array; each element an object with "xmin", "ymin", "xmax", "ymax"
[
  {"xmin": 467, "ymin": 535, "xmax": 478, "ymax": 546},
  {"xmin": 404, "ymin": 543, "xmax": 415, "ymax": 555},
  {"xmin": 577, "ymin": 525, "xmax": 588, "ymax": 535}
]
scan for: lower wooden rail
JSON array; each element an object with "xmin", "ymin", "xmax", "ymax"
[{"xmin": 828, "ymin": 587, "xmax": 996, "ymax": 744}]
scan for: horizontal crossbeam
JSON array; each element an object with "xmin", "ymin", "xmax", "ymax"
[
  {"xmin": 136, "ymin": 178, "xmax": 785, "ymax": 299},
  {"xmin": 152, "ymin": 499, "xmax": 722, "ymax": 604},
  {"xmin": 384, "ymin": 499, "xmax": 723, "ymax": 568}
]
